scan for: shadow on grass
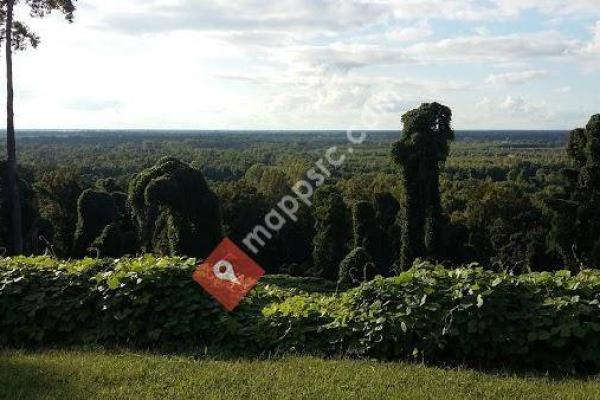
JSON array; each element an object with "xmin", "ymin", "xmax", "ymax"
[
  {"xmin": 2, "ymin": 344, "xmax": 597, "ymax": 388},
  {"xmin": 0, "ymin": 352, "xmax": 86, "ymax": 400}
]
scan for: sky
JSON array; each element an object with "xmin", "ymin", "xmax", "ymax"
[{"xmin": 1, "ymin": 0, "xmax": 599, "ymax": 130}]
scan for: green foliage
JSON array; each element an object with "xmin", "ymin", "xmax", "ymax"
[
  {"xmin": 338, "ymin": 247, "xmax": 375, "ymax": 285},
  {"xmin": 392, "ymin": 103, "xmax": 454, "ymax": 270},
  {"xmin": 243, "ymin": 163, "xmax": 291, "ymax": 200},
  {"xmin": 34, "ymin": 169, "xmax": 84, "ymax": 257},
  {"xmin": 452, "ymin": 181, "xmax": 551, "ymax": 271},
  {"xmin": 72, "ymin": 189, "xmax": 119, "ymax": 257},
  {"xmin": 4, "ymin": 256, "xmax": 600, "ymax": 371},
  {"xmin": 351, "ymin": 201, "xmax": 387, "ymax": 274},
  {"xmin": 266, "ymin": 260, "xmax": 600, "ymax": 370},
  {"xmin": 95, "ymin": 177, "xmax": 122, "ymax": 193},
  {"xmin": 312, "ymin": 186, "xmax": 351, "ymax": 280},
  {"xmin": 0, "ymin": 1, "xmax": 76, "ymax": 52},
  {"xmin": 0, "ymin": 162, "xmax": 40, "ymax": 255},
  {"xmin": 0, "ymin": 255, "xmax": 279, "ymax": 351},
  {"xmin": 0, "ymin": 128, "xmax": 586, "ymax": 271},
  {"xmin": 373, "ymin": 192, "xmax": 401, "ymax": 274},
  {"xmin": 352, "ymin": 201, "xmax": 375, "ymax": 248},
  {"xmin": 129, "ymin": 157, "xmax": 222, "ymax": 258},
  {"xmin": 548, "ymin": 115, "xmax": 600, "ymax": 268}
]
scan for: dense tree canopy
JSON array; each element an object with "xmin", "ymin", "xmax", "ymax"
[
  {"xmin": 392, "ymin": 102, "xmax": 454, "ymax": 269},
  {"xmin": 548, "ymin": 115, "xmax": 600, "ymax": 268},
  {"xmin": 0, "ymin": 122, "xmax": 598, "ymax": 279}
]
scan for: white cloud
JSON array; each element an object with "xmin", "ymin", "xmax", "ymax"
[
  {"xmin": 0, "ymin": 0, "xmax": 597, "ymax": 130},
  {"xmin": 102, "ymin": 0, "xmax": 390, "ymax": 35},
  {"xmin": 389, "ymin": 0, "xmax": 504, "ymax": 21},
  {"xmin": 468, "ymin": 95, "xmax": 558, "ymax": 128},
  {"xmin": 405, "ymin": 31, "xmax": 576, "ymax": 63},
  {"xmin": 553, "ymin": 86, "xmax": 572, "ymax": 94},
  {"xmin": 499, "ymin": 96, "xmax": 548, "ymax": 117},
  {"xmin": 494, "ymin": 0, "xmax": 600, "ymax": 18},
  {"xmin": 580, "ymin": 20, "xmax": 600, "ymax": 55},
  {"xmin": 272, "ymin": 43, "xmax": 415, "ymax": 73},
  {"xmin": 386, "ymin": 21, "xmax": 433, "ymax": 42},
  {"xmin": 485, "ymin": 70, "xmax": 548, "ymax": 85}
]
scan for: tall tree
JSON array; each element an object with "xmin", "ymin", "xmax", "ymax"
[
  {"xmin": 373, "ymin": 192, "xmax": 400, "ymax": 274},
  {"xmin": 312, "ymin": 185, "xmax": 351, "ymax": 280},
  {"xmin": 1, "ymin": 0, "xmax": 76, "ymax": 254},
  {"xmin": 392, "ymin": 102, "xmax": 454, "ymax": 270},
  {"xmin": 34, "ymin": 168, "xmax": 83, "ymax": 257},
  {"xmin": 548, "ymin": 114, "xmax": 600, "ymax": 268}
]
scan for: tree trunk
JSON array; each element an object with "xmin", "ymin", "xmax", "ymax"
[{"xmin": 5, "ymin": 0, "xmax": 23, "ymax": 254}]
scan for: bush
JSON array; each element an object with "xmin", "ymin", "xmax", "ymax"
[
  {"xmin": 0, "ymin": 256, "xmax": 282, "ymax": 352},
  {"xmin": 338, "ymin": 247, "xmax": 376, "ymax": 285},
  {"xmin": 2, "ymin": 257, "xmax": 600, "ymax": 371},
  {"xmin": 266, "ymin": 261, "xmax": 600, "ymax": 370}
]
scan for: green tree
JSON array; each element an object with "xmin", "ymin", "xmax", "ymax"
[
  {"xmin": 312, "ymin": 185, "xmax": 351, "ymax": 281},
  {"xmin": 244, "ymin": 164, "xmax": 290, "ymax": 200},
  {"xmin": 351, "ymin": 200, "xmax": 387, "ymax": 274},
  {"xmin": 548, "ymin": 115, "xmax": 600, "ymax": 268},
  {"xmin": 35, "ymin": 169, "xmax": 83, "ymax": 257},
  {"xmin": 129, "ymin": 157, "xmax": 222, "ymax": 258},
  {"xmin": 373, "ymin": 192, "xmax": 400, "ymax": 274},
  {"xmin": 72, "ymin": 189, "xmax": 119, "ymax": 257},
  {"xmin": 1, "ymin": 0, "xmax": 76, "ymax": 254},
  {"xmin": 0, "ymin": 160, "xmax": 38, "ymax": 254},
  {"xmin": 454, "ymin": 181, "xmax": 550, "ymax": 271},
  {"xmin": 392, "ymin": 102, "xmax": 454, "ymax": 270}
]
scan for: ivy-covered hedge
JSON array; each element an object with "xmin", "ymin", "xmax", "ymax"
[
  {"xmin": 0, "ymin": 256, "xmax": 283, "ymax": 352},
  {"xmin": 2, "ymin": 257, "xmax": 600, "ymax": 370}
]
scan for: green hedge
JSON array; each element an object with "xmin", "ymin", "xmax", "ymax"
[{"xmin": 2, "ymin": 257, "xmax": 600, "ymax": 370}]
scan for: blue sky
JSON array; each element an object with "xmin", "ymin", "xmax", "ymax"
[{"xmin": 2, "ymin": 0, "xmax": 599, "ymax": 130}]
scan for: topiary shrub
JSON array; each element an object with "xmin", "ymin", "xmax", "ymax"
[
  {"xmin": 129, "ymin": 158, "xmax": 223, "ymax": 258},
  {"xmin": 72, "ymin": 185, "xmax": 138, "ymax": 258},
  {"xmin": 392, "ymin": 103, "xmax": 454, "ymax": 270},
  {"xmin": 312, "ymin": 185, "xmax": 351, "ymax": 281},
  {"xmin": 338, "ymin": 247, "xmax": 376, "ymax": 285},
  {"xmin": 72, "ymin": 189, "xmax": 119, "ymax": 257}
]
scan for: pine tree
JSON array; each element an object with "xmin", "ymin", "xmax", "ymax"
[{"xmin": 1, "ymin": 0, "xmax": 76, "ymax": 254}]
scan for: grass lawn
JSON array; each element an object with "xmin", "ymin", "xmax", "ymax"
[{"xmin": 1, "ymin": 350, "xmax": 599, "ymax": 400}]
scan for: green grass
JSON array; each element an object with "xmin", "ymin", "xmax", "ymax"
[{"xmin": 1, "ymin": 350, "xmax": 599, "ymax": 400}]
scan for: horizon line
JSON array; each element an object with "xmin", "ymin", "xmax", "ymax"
[{"xmin": 4, "ymin": 128, "xmax": 571, "ymax": 132}]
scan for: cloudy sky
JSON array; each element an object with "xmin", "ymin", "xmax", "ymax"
[{"xmin": 2, "ymin": 0, "xmax": 600, "ymax": 130}]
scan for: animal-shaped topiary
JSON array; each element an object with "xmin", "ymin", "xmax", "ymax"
[{"xmin": 129, "ymin": 157, "xmax": 223, "ymax": 258}]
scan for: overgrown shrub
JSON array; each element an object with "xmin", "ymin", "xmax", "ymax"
[
  {"xmin": 0, "ymin": 256, "xmax": 279, "ymax": 352},
  {"xmin": 267, "ymin": 261, "xmax": 600, "ymax": 371},
  {"xmin": 129, "ymin": 158, "xmax": 223, "ymax": 258},
  {"xmin": 3, "ymin": 257, "xmax": 600, "ymax": 371},
  {"xmin": 338, "ymin": 247, "xmax": 375, "ymax": 285}
]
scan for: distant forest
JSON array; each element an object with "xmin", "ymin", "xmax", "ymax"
[{"xmin": 1, "ymin": 105, "xmax": 598, "ymax": 282}]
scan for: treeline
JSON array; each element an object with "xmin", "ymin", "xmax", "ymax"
[{"xmin": 0, "ymin": 105, "xmax": 598, "ymax": 280}]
